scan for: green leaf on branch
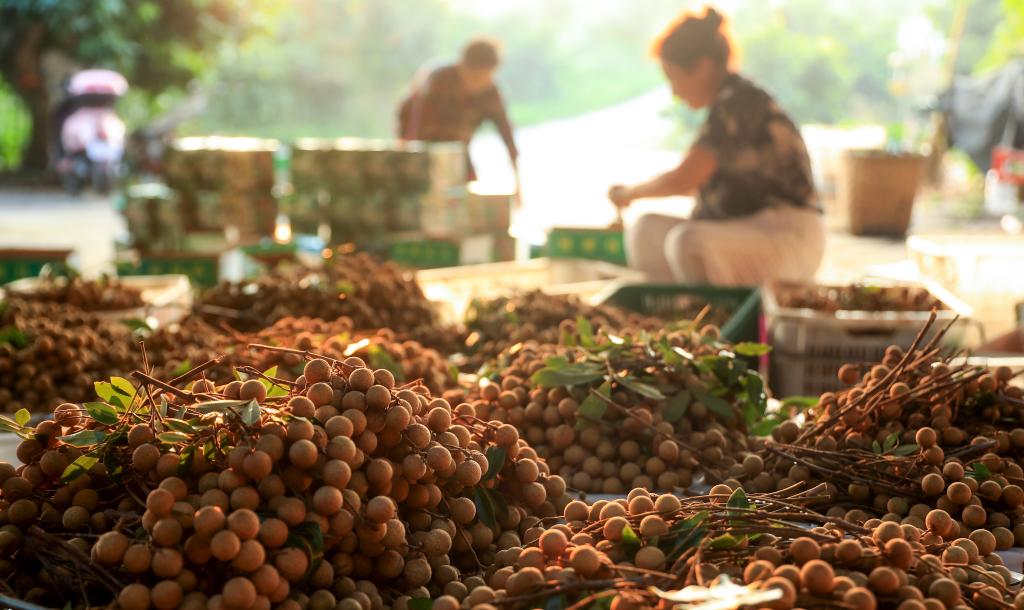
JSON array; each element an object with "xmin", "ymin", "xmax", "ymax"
[
  {"xmin": 483, "ymin": 446, "xmax": 507, "ymax": 482},
  {"xmin": 621, "ymin": 525, "xmax": 641, "ymax": 546},
  {"xmin": 708, "ymin": 533, "xmax": 741, "ymax": 549},
  {"xmin": 693, "ymin": 388, "xmax": 733, "ymax": 420},
  {"xmin": 195, "ymin": 399, "xmax": 251, "ymax": 413},
  {"xmin": 94, "ymin": 381, "xmax": 115, "ymax": 403},
  {"xmin": 83, "ymin": 402, "xmax": 119, "ymax": 426},
  {"xmin": 164, "ymin": 418, "xmax": 197, "ymax": 434},
  {"xmin": 409, "ymin": 600, "xmax": 432, "ymax": 610},
  {"xmin": 576, "ymin": 380, "xmax": 612, "ymax": 429},
  {"xmin": 368, "ymin": 345, "xmax": 403, "ymax": 380},
  {"xmin": 971, "ymin": 463, "xmax": 991, "ymax": 481},
  {"xmin": 616, "ymin": 375, "xmax": 665, "ymax": 400},
  {"xmin": 239, "ymin": 401, "xmax": 261, "ymax": 426},
  {"xmin": 727, "ymin": 487, "xmax": 752, "ymax": 510},
  {"xmin": 14, "ymin": 408, "xmax": 29, "ymax": 427},
  {"xmin": 749, "ymin": 414, "xmax": 788, "ymax": 437},
  {"xmin": 871, "ymin": 440, "xmax": 882, "ymax": 454},
  {"xmin": 664, "ymin": 511, "xmax": 708, "ymax": 561},
  {"xmin": 531, "ymin": 363, "xmax": 604, "ymax": 388},
  {"xmin": 890, "ymin": 443, "xmax": 919, "ymax": 456},
  {"xmin": 781, "ymin": 396, "xmax": 820, "ymax": 410},
  {"xmin": 545, "ymin": 595, "xmax": 567, "ymax": 610},
  {"xmin": 586, "ymin": 597, "xmax": 613, "ymax": 610},
  {"xmin": 110, "ymin": 377, "xmax": 136, "ymax": 400},
  {"xmin": 60, "ymin": 455, "xmax": 98, "ymax": 483},
  {"xmin": 0, "ymin": 326, "xmax": 27, "ymax": 348},
  {"xmin": 157, "ymin": 432, "xmax": 191, "ymax": 444},
  {"xmin": 576, "ymin": 316, "xmax": 595, "ymax": 348},
  {"xmin": 544, "ymin": 356, "xmax": 570, "ymax": 370},
  {"xmin": 664, "ymin": 391, "xmax": 692, "ymax": 423},
  {"xmin": 473, "ymin": 487, "xmax": 497, "ymax": 528},
  {"xmin": 59, "ymin": 430, "xmax": 107, "ymax": 447},
  {"xmin": 883, "ymin": 432, "xmax": 899, "ymax": 453},
  {"xmin": 734, "ymin": 342, "xmax": 773, "ymax": 357},
  {"xmin": 259, "ymin": 366, "xmax": 279, "ymax": 392}
]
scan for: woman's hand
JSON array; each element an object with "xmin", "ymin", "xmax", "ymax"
[{"xmin": 608, "ymin": 184, "xmax": 634, "ymax": 208}]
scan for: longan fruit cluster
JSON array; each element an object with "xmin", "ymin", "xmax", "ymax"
[
  {"xmin": 459, "ymin": 291, "xmax": 665, "ymax": 371},
  {"xmin": 198, "ymin": 253, "xmax": 438, "ymax": 333},
  {"xmin": 462, "ymin": 336, "xmax": 757, "ymax": 493},
  {"xmin": 0, "ymin": 300, "xmax": 135, "ymax": 412},
  {"xmin": 0, "ymin": 351, "xmax": 568, "ymax": 609}
]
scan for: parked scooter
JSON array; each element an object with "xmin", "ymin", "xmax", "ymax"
[{"xmin": 53, "ymin": 69, "xmax": 128, "ymax": 195}]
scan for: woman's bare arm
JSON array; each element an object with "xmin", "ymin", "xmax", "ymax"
[{"xmin": 610, "ymin": 146, "xmax": 717, "ymax": 206}]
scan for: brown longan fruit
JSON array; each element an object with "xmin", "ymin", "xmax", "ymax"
[
  {"xmin": 635, "ymin": 546, "xmax": 666, "ymax": 570},
  {"xmin": 921, "ymin": 473, "xmax": 945, "ymax": 496},
  {"xmin": 232, "ymin": 540, "xmax": 265, "ymax": 572},
  {"xmin": 222, "ymin": 576, "xmax": 257, "ymax": 610},
  {"xmin": 228, "ymin": 509, "xmax": 260, "ymax": 540},
  {"xmin": 801, "ymin": 560, "xmax": 835, "ymax": 596},
  {"xmin": 762, "ymin": 576, "xmax": 797, "ymax": 610},
  {"xmin": 251, "ymin": 564, "xmax": 281, "ymax": 595},
  {"xmin": 275, "ymin": 547, "xmax": 309, "ymax": 582},
  {"xmin": 242, "ymin": 451, "xmax": 273, "ymax": 481},
  {"xmin": 886, "ymin": 538, "xmax": 914, "ymax": 570},
  {"xmin": 152, "ymin": 518, "xmax": 184, "ymax": 546},
  {"xmin": 152, "ymin": 580, "xmax": 183, "ymax": 610},
  {"xmin": 277, "ymin": 497, "xmax": 306, "ymax": 526},
  {"xmin": 118, "ymin": 583, "xmax": 151, "ymax": 610},
  {"xmin": 38, "ymin": 451, "xmax": 68, "ymax": 478},
  {"xmin": 303, "ymin": 359, "xmax": 332, "ymax": 384},
  {"xmin": 539, "ymin": 529, "xmax": 568, "ymax": 557},
  {"xmin": 844, "ymin": 587, "xmax": 877, "ymax": 610},
  {"xmin": 915, "ymin": 427, "xmax": 937, "ymax": 448},
  {"xmin": 348, "ymin": 368, "xmax": 375, "ymax": 393},
  {"xmin": 287, "ymin": 418, "xmax": 315, "ymax": 442},
  {"xmin": 838, "ymin": 364, "xmax": 861, "ymax": 385},
  {"xmin": 152, "ymin": 548, "xmax": 183, "ymax": 578},
  {"xmin": 193, "ymin": 505, "xmax": 225, "ymax": 537},
  {"xmin": 238, "ymin": 379, "xmax": 267, "ymax": 403},
  {"xmin": 288, "ymin": 439, "xmax": 318, "ymax": 469},
  {"xmin": 306, "ymin": 383, "xmax": 335, "ymax": 407},
  {"xmin": 61, "ymin": 505, "xmax": 90, "ymax": 530},
  {"xmin": 789, "ymin": 537, "xmax": 820, "ymax": 565},
  {"xmin": 259, "ymin": 518, "xmax": 289, "ymax": 549},
  {"xmin": 92, "ymin": 531, "xmax": 129, "ymax": 566},
  {"xmin": 929, "ymin": 578, "xmax": 960, "ymax": 607},
  {"xmin": 124, "ymin": 544, "xmax": 153, "ymax": 574},
  {"xmin": 147, "ymin": 488, "xmax": 176, "ymax": 517},
  {"xmin": 971, "ymin": 529, "xmax": 997, "ymax": 556},
  {"xmin": 569, "ymin": 545, "xmax": 602, "ymax": 576},
  {"xmin": 211, "ymin": 530, "xmax": 241, "ymax": 561},
  {"xmin": 868, "ymin": 567, "xmax": 900, "ymax": 595}
]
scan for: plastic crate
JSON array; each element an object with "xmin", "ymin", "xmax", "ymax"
[
  {"xmin": 594, "ymin": 282, "xmax": 762, "ymax": 344},
  {"xmin": 908, "ymin": 234, "xmax": 1024, "ymax": 339},
  {"xmin": 4, "ymin": 274, "xmax": 192, "ymax": 328},
  {"xmin": 546, "ymin": 228, "xmax": 626, "ymax": 265},
  {"xmin": 416, "ymin": 258, "xmax": 643, "ymax": 324},
  {"xmin": 764, "ymin": 282, "xmax": 974, "ymax": 397}
]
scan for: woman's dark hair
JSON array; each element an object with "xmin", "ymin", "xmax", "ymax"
[
  {"xmin": 651, "ymin": 7, "xmax": 737, "ymax": 71},
  {"xmin": 462, "ymin": 37, "xmax": 502, "ymax": 70}
]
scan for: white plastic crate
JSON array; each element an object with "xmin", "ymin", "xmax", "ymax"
[
  {"xmin": 908, "ymin": 234, "xmax": 1024, "ymax": 339},
  {"xmin": 415, "ymin": 258, "xmax": 642, "ymax": 324},
  {"xmin": 765, "ymin": 282, "xmax": 974, "ymax": 397},
  {"xmin": 4, "ymin": 274, "xmax": 192, "ymax": 328}
]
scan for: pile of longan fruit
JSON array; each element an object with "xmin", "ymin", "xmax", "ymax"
[
  {"xmin": 7, "ymin": 276, "xmax": 145, "ymax": 312},
  {"xmin": 482, "ymin": 485, "xmax": 1024, "ymax": 610},
  {"xmin": 459, "ymin": 328, "xmax": 758, "ymax": 495},
  {"xmin": 775, "ymin": 284, "xmax": 945, "ymax": 313},
  {"xmin": 0, "ymin": 300, "xmax": 136, "ymax": 413},
  {"xmin": 197, "ymin": 253, "xmax": 438, "ymax": 333},
  {"xmin": 0, "ymin": 351, "xmax": 568, "ymax": 609}
]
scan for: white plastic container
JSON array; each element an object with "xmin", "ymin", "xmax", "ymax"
[{"xmin": 764, "ymin": 282, "xmax": 974, "ymax": 397}]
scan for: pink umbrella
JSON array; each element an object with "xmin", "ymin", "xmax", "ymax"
[{"xmin": 67, "ymin": 69, "xmax": 128, "ymax": 97}]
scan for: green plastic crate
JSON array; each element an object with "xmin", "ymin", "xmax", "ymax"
[
  {"xmin": 388, "ymin": 240, "xmax": 460, "ymax": 269},
  {"xmin": 117, "ymin": 255, "xmax": 221, "ymax": 288},
  {"xmin": 597, "ymin": 282, "xmax": 762, "ymax": 344},
  {"xmin": 546, "ymin": 228, "xmax": 626, "ymax": 265},
  {"xmin": 0, "ymin": 250, "xmax": 72, "ymax": 285}
]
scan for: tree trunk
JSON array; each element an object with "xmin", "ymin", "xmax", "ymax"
[{"xmin": 8, "ymin": 23, "xmax": 50, "ymax": 174}]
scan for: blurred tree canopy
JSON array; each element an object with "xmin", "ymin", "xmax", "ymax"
[
  {"xmin": 0, "ymin": 0, "xmax": 244, "ymax": 172},
  {"xmin": 2, "ymin": 0, "xmax": 1019, "ymax": 173}
]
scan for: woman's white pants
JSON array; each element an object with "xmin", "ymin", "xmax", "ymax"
[{"xmin": 625, "ymin": 206, "xmax": 825, "ymax": 286}]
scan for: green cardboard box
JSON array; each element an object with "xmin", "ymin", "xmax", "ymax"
[
  {"xmin": 0, "ymin": 249, "xmax": 73, "ymax": 284},
  {"xmin": 546, "ymin": 228, "xmax": 626, "ymax": 265}
]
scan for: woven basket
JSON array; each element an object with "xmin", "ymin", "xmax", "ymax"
[{"xmin": 838, "ymin": 150, "xmax": 925, "ymax": 236}]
